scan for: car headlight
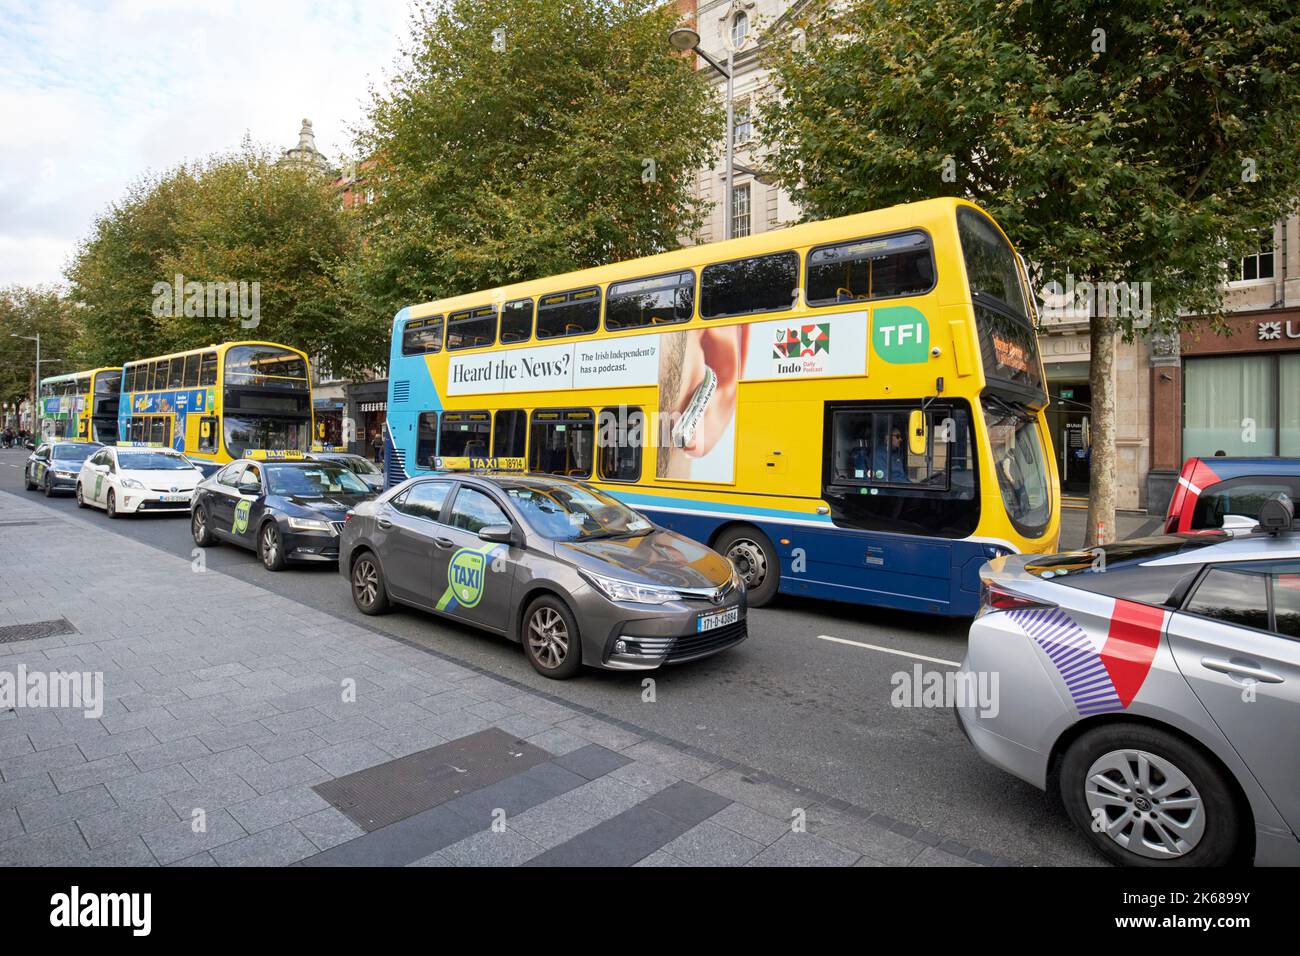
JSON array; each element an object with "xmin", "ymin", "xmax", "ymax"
[
  {"xmin": 287, "ymin": 517, "xmax": 334, "ymax": 532},
  {"xmin": 579, "ymin": 569, "xmax": 681, "ymax": 605},
  {"xmin": 54, "ymin": 470, "xmax": 75, "ymax": 479},
  {"xmin": 120, "ymin": 478, "xmax": 146, "ymax": 489}
]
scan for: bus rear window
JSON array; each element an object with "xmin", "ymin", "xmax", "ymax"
[
  {"xmin": 403, "ymin": 316, "xmax": 444, "ymax": 355},
  {"xmin": 701, "ymin": 251, "xmax": 798, "ymax": 319},
  {"xmin": 537, "ymin": 288, "xmax": 600, "ymax": 340},
  {"xmin": 605, "ymin": 271, "xmax": 694, "ymax": 330},
  {"xmin": 807, "ymin": 232, "xmax": 935, "ymax": 306}
]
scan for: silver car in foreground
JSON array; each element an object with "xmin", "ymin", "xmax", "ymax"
[
  {"xmin": 957, "ymin": 496, "xmax": 1300, "ymax": 867},
  {"xmin": 339, "ymin": 470, "xmax": 746, "ymax": 679}
]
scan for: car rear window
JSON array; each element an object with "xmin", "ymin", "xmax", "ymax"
[
  {"xmin": 1191, "ymin": 475, "xmax": 1300, "ymax": 528},
  {"xmin": 1023, "ymin": 534, "xmax": 1226, "ymax": 605}
]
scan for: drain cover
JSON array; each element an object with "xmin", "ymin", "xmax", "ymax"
[
  {"xmin": 0, "ymin": 618, "xmax": 78, "ymax": 644},
  {"xmin": 314, "ymin": 727, "xmax": 550, "ymax": 831}
]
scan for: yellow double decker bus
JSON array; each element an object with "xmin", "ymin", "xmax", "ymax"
[
  {"xmin": 384, "ymin": 198, "xmax": 1060, "ymax": 615},
  {"xmin": 118, "ymin": 342, "xmax": 314, "ymax": 474},
  {"xmin": 37, "ymin": 367, "xmax": 123, "ymax": 443}
]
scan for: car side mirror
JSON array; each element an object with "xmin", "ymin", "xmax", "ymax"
[
  {"xmin": 238, "ymin": 479, "xmax": 261, "ymax": 494},
  {"xmin": 478, "ymin": 524, "xmax": 516, "ymax": 545}
]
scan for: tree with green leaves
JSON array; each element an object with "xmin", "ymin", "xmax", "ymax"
[
  {"xmin": 349, "ymin": 0, "xmax": 722, "ymax": 324},
  {"xmin": 0, "ymin": 285, "xmax": 81, "ymax": 426},
  {"xmin": 761, "ymin": 0, "xmax": 1300, "ymax": 542},
  {"xmin": 66, "ymin": 144, "xmax": 368, "ymax": 377}
]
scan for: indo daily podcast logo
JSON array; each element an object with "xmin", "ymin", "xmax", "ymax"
[
  {"xmin": 872, "ymin": 306, "xmax": 929, "ymax": 364},
  {"xmin": 448, "ymin": 549, "xmax": 487, "ymax": 608}
]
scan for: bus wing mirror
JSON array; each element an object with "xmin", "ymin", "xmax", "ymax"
[{"xmin": 907, "ymin": 410, "xmax": 928, "ymax": 457}]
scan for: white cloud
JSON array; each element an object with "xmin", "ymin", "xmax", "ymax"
[{"xmin": 0, "ymin": 0, "xmax": 414, "ymax": 287}]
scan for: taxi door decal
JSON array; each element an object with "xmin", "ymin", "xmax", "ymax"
[
  {"xmin": 1099, "ymin": 599, "xmax": 1164, "ymax": 708},
  {"xmin": 233, "ymin": 499, "xmax": 252, "ymax": 535},
  {"xmin": 94, "ymin": 474, "xmax": 104, "ymax": 499},
  {"xmin": 436, "ymin": 543, "xmax": 503, "ymax": 613}
]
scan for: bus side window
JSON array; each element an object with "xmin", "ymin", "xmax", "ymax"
[
  {"xmin": 530, "ymin": 410, "xmax": 594, "ymax": 478},
  {"xmin": 183, "ymin": 353, "xmax": 201, "ymax": 388},
  {"xmin": 598, "ymin": 407, "xmax": 643, "ymax": 482},
  {"xmin": 199, "ymin": 352, "xmax": 218, "ymax": 387},
  {"xmin": 493, "ymin": 410, "xmax": 527, "ymax": 458},
  {"xmin": 500, "ymin": 299, "xmax": 533, "ymax": 343},
  {"xmin": 198, "ymin": 416, "xmax": 218, "ymax": 453},
  {"xmin": 168, "ymin": 358, "xmax": 184, "ymax": 389},
  {"xmin": 416, "ymin": 412, "xmax": 439, "ymax": 467},
  {"xmin": 536, "ymin": 288, "xmax": 599, "ymax": 340}
]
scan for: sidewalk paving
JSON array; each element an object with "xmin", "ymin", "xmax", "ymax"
[{"xmin": 0, "ymin": 490, "xmax": 1011, "ymax": 867}]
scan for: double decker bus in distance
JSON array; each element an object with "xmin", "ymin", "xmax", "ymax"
[
  {"xmin": 384, "ymin": 198, "xmax": 1060, "ymax": 616},
  {"xmin": 118, "ymin": 342, "xmax": 314, "ymax": 474},
  {"xmin": 38, "ymin": 368, "xmax": 123, "ymax": 443}
]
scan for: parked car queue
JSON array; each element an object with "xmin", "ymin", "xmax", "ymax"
[{"xmin": 19, "ymin": 439, "xmax": 1300, "ymax": 867}]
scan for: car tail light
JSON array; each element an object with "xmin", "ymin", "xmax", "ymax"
[{"xmin": 977, "ymin": 580, "xmax": 1055, "ymax": 617}]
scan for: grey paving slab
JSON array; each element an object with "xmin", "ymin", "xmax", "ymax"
[
  {"xmin": 294, "ymin": 807, "xmax": 365, "ymax": 852},
  {"xmin": 76, "ymin": 796, "xmax": 180, "ymax": 850},
  {"xmin": 211, "ymin": 821, "xmax": 319, "ymax": 866},
  {"xmin": 747, "ymin": 831, "xmax": 862, "ymax": 867},
  {"xmin": 140, "ymin": 808, "xmax": 248, "ymax": 865},
  {"xmin": 228, "ymin": 785, "xmax": 331, "ymax": 834},
  {"xmin": 660, "ymin": 820, "xmax": 764, "ymax": 866}
]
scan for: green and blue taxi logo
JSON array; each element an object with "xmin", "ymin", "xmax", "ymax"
[
  {"xmin": 447, "ymin": 548, "xmax": 487, "ymax": 608},
  {"xmin": 233, "ymin": 499, "xmax": 252, "ymax": 534},
  {"xmin": 872, "ymin": 306, "xmax": 930, "ymax": 364}
]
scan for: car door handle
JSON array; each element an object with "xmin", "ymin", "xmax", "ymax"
[
  {"xmin": 1200, "ymin": 656, "xmax": 1284, "ymax": 684},
  {"xmin": 376, "ymin": 518, "xmax": 393, "ymax": 530},
  {"xmin": 434, "ymin": 537, "xmax": 456, "ymax": 549}
]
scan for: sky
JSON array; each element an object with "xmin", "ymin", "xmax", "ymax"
[{"xmin": 0, "ymin": 0, "xmax": 415, "ymax": 288}]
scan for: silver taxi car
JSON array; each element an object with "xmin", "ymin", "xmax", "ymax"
[{"xmin": 339, "ymin": 468, "xmax": 746, "ymax": 679}]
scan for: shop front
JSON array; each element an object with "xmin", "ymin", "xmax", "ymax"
[
  {"xmin": 344, "ymin": 379, "xmax": 388, "ymax": 462},
  {"xmin": 1147, "ymin": 306, "xmax": 1300, "ymax": 512}
]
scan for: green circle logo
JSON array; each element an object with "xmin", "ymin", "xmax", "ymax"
[
  {"xmin": 233, "ymin": 499, "xmax": 252, "ymax": 534},
  {"xmin": 448, "ymin": 549, "xmax": 487, "ymax": 608},
  {"xmin": 872, "ymin": 305, "xmax": 930, "ymax": 364}
]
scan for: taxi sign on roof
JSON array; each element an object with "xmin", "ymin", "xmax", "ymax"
[
  {"xmin": 117, "ymin": 441, "xmax": 166, "ymax": 448},
  {"xmin": 311, "ymin": 444, "xmax": 344, "ymax": 453},
  {"xmin": 245, "ymin": 449, "xmax": 306, "ymax": 461},
  {"xmin": 434, "ymin": 456, "xmax": 526, "ymax": 473}
]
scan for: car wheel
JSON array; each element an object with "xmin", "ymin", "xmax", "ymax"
[
  {"xmin": 42, "ymin": 473, "xmax": 55, "ymax": 497},
  {"xmin": 106, "ymin": 490, "xmax": 119, "ymax": 518},
  {"xmin": 23, "ymin": 470, "xmax": 35, "ymax": 491},
  {"xmin": 522, "ymin": 595, "xmax": 582, "ymax": 679},
  {"xmin": 715, "ymin": 525, "xmax": 779, "ymax": 607},
  {"xmin": 1059, "ymin": 724, "xmax": 1242, "ymax": 867},
  {"xmin": 191, "ymin": 506, "xmax": 216, "ymax": 547},
  {"xmin": 350, "ymin": 552, "xmax": 391, "ymax": 615},
  {"xmin": 259, "ymin": 521, "xmax": 286, "ymax": 571},
  {"xmin": 76, "ymin": 483, "xmax": 87, "ymax": 508}
]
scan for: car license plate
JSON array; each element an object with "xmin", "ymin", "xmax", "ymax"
[
  {"xmin": 696, "ymin": 606, "xmax": 739, "ymax": 633},
  {"xmin": 159, "ymin": 494, "xmax": 188, "ymax": 502}
]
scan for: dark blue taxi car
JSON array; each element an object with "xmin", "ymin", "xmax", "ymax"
[{"xmin": 190, "ymin": 454, "xmax": 376, "ymax": 570}]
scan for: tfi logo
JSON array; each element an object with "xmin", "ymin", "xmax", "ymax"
[{"xmin": 872, "ymin": 306, "xmax": 930, "ymax": 364}]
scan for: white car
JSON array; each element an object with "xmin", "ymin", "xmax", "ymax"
[{"xmin": 76, "ymin": 445, "xmax": 204, "ymax": 517}]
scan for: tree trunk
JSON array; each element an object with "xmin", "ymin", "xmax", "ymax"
[{"xmin": 1087, "ymin": 312, "xmax": 1118, "ymax": 547}]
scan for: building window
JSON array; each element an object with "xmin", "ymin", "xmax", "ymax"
[
  {"xmin": 731, "ymin": 11, "xmax": 749, "ymax": 48},
  {"xmin": 1238, "ymin": 231, "xmax": 1276, "ymax": 282},
  {"xmin": 731, "ymin": 182, "xmax": 751, "ymax": 238},
  {"xmin": 733, "ymin": 103, "xmax": 752, "ymax": 147},
  {"xmin": 1183, "ymin": 353, "xmax": 1300, "ymax": 457}
]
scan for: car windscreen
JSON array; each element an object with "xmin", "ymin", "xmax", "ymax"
[
  {"xmin": 266, "ymin": 465, "xmax": 369, "ymax": 497},
  {"xmin": 117, "ymin": 453, "xmax": 194, "ymax": 471},
  {"xmin": 503, "ymin": 482, "xmax": 653, "ymax": 541},
  {"xmin": 1024, "ymin": 534, "xmax": 1227, "ymax": 604},
  {"xmin": 343, "ymin": 456, "xmax": 381, "ymax": 475},
  {"xmin": 52, "ymin": 445, "xmax": 98, "ymax": 462}
]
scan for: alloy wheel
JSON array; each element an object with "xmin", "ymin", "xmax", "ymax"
[
  {"xmin": 353, "ymin": 558, "xmax": 379, "ymax": 608},
  {"xmin": 261, "ymin": 525, "xmax": 279, "ymax": 567},
  {"xmin": 527, "ymin": 607, "xmax": 569, "ymax": 669},
  {"xmin": 1084, "ymin": 748, "xmax": 1206, "ymax": 860}
]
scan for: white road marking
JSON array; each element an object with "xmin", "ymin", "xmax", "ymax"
[{"xmin": 816, "ymin": 634, "xmax": 960, "ymax": 668}]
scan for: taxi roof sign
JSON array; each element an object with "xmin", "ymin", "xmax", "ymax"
[
  {"xmin": 117, "ymin": 441, "xmax": 166, "ymax": 448},
  {"xmin": 245, "ymin": 449, "xmax": 306, "ymax": 461},
  {"xmin": 310, "ymin": 444, "xmax": 345, "ymax": 453},
  {"xmin": 433, "ymin": 456, "xmax": 526, "ymax": 473}
]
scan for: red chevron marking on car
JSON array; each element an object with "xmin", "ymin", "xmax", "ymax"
[{"xmin": 1100, "ymin": 599, "xmax": 1165, "ymax": 707}]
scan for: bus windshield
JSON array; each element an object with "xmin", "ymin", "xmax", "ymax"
[
  {"xmin": 983, "ymin": 398, "xmax": 1051, "ymax": 537},
  {"xmin": 224, "ymin": 416, "xmax": 311, "ymax": 458}
]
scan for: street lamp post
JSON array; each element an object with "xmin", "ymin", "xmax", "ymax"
[
  {"xmin": 669, "ymin": 27, "xmax": 736, "ymax": 240},
  {"xmin": 10, "ymin": 332, "xmax": 41, "ymax": 441}
]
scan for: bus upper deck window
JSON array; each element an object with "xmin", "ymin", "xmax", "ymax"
[
  {"xmin": 402, "ymin": 317, "xmax": 444, "ymax": 356},
  {"xmin": 807, "ymin": 231, "xmax": 935, "ymax": 307},
  {"xmin": 701, "ymin": 251, "xmax": 798, "ymax": 319},
  {"xmin": 200, "ymin": 352, "xmax": 218, "ymax": 387},
  {"xmin": 446, "ymin": 307, "xmax": 498, "ymax": 351},
  {"xmin": 183, "ymin": 353, "xmax": 201, "ymax": 388},
  {"xmin": 500, "ymin": 299, "xmax": 533, "ymax": 343},
  {"xmin": 536, "ymin": 288, "xmax": 600, "ymax": 340},
  {"xmin": 605, "ymin": 272, "xmax": 694, "ymax": 330}
]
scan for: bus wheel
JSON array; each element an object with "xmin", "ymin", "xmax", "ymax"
[
  {"xmin": 259, "ymin": 522, "xmax": 287, "ymax": 571},
  {"xmin": 106, "ymin": 490, "xmax": 119, "ymax": 518},
  {"xmin": 716, "ymin": 525, "xmax": 779, "ymax": 607},
  {"xmin": 191, "ymin": 506, "xmax": 216, "ymax": 547}
]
